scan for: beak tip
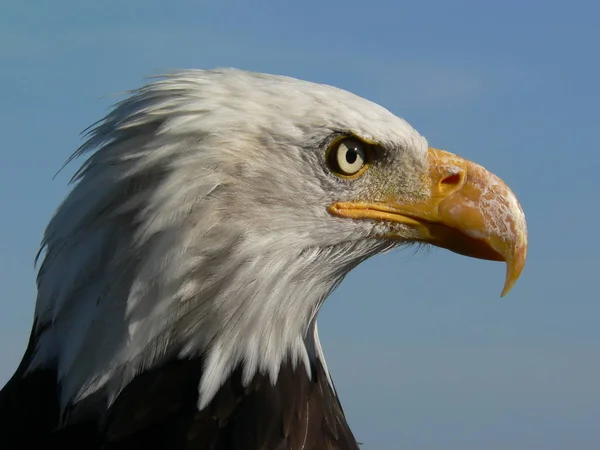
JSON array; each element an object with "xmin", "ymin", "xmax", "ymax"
[
  {"xmin": 499, "ymin": 244, "xmax": 527, "ymax": 297},
  {"xmin": 500, "ymin": 275, "xmax": 514, "ymax": 297}
]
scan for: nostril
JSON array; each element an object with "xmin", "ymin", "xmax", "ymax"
[{"xmin": 441, "ymin": 173, "xmax": 462, "ymax": 185}]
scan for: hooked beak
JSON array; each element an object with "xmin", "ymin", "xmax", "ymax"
[{"xmin": 328, "ymin": 148, "xmax": 528, "ymax": 296}]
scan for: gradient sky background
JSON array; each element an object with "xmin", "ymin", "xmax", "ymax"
[{"xmin": 1, "ymin": 1, "xmax": 599, "ymax": 449}]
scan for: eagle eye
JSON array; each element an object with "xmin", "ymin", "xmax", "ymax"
[{"xmin": 327, "ymin": 138, "xmax": 369, "ymax": 178}]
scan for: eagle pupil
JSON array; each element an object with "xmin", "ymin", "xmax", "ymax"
[{"xmin": 346, "ymin": 149, "xmax": 358, "ymax": 164}]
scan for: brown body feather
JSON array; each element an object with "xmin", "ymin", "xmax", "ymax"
[{"xmin": 1, "ymin": 334, "xmax": 359, "ymax": 450}]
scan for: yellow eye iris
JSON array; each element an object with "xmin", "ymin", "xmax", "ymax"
[{"xmin": 327, "ymin": 138, "xmax": 369, "ymax": 178}]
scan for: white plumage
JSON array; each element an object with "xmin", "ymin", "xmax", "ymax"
[{"xmin": 29, "ymin": 69, "xmax": 427, "ymax": 420}]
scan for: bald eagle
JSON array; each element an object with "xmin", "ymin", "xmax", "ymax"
[{"xmin": 0, "ymin": 69, "xmax": 527, "ymax": 449}]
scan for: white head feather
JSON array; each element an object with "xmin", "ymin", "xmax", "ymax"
[{"xmin": 27, "ymin": 69, "xmax": 428, "ymax": 420}]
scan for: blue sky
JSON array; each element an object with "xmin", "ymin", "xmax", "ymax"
[{"xmin": 1, "ymin": 1, "xmax": 598, "ymax": 449}]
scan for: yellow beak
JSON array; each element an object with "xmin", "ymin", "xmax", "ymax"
[{"xmin": 328, "ymin": 148, "xmax": 528, "ymax": 296}]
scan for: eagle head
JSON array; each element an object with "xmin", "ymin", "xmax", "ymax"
[{"xmin": 27, "ymin": 69, "xmax": 527, "ymax": 420}]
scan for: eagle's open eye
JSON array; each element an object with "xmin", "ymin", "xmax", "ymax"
[{"xmin": 327, "ymin": 137, "xmax": 369, "ymax": 178}]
